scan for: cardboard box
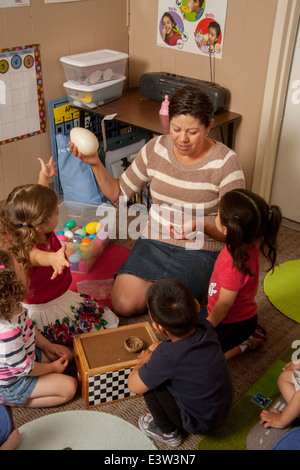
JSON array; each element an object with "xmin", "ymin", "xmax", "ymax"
[{"xmin": 73, "ymin": 323, "xmax": 157, "ymax": 408}]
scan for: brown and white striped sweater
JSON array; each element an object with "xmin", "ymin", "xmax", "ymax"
[{"xmin": 118, "ymin": 134, "xmax": 245, "ymax": 252}]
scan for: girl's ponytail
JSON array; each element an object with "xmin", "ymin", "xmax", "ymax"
[{"xmin": 261, "ymin": 205, "xmax": 282, "ymax": 272}]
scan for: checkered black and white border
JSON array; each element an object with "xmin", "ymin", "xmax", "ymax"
[{"xmin": 88, "ymin": 367, "xmax": 136, "ymax": 406}]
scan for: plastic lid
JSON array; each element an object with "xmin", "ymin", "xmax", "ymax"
[
  {"xmin": 63, "ymin": 75, "xmax": 126, "ymax": 91},
  {"xmin": 60, "ymin": 49, "xmax": 128, "ymax": 67}
]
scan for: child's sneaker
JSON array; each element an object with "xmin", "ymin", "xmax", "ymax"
[{"xmin": 138, "ymin": 413, "xmax": 182, "ymax": 447}]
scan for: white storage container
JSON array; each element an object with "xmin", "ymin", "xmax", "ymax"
[
  {"xmin": 63, "ymin": 76, "xmax": 126, "ymax": 109},
  {"xmin": 60, "ymin": 49, "xmax": 128, "ymax": 85}
]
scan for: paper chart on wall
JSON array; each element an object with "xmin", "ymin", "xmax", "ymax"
[
  {"xmin": 0, "ymin": 0, "xmax": 30, "ymax": 7},
  {"xmin": 0, "ymin": 44, "xmax": 46, "ymax": 145},
  {"xmin": 157, "ymin": 0, "xmax": 228, "ymax": 58}
]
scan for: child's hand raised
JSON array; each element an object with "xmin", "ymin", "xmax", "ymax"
[
  {"xmin": 38, "ymin": 156, "xmax": 58, "ymax": 179},
  {"xmin": 49, "ymin": 245, "xmax": 70, "ymax": 280}
]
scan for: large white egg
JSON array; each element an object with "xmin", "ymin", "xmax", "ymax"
[{"xmin": 70, "ymin": 127, "xmax": 99, "ymax": 156}]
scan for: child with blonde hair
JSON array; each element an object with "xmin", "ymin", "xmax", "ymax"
[
  {"xmin": 0, "ymin": 249, "xmax": 77, "ymax": 408},
  {"xmin": 0, "ymin": 158, "xmax": 118, "ymax": 345}
]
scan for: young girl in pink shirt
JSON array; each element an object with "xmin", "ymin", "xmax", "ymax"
[
  {"xmin": 203, "ymin": 189, "xmax": 282, "ymax": 358},
  {"xmin": 0, "ymin": 248, "xmax": 77, "ymax": 409}
]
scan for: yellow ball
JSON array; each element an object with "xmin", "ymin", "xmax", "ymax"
[{"xmin": 85, "ymin": 221, "xmax": 99, "ymax": 235}]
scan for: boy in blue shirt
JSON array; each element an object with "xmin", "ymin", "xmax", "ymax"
[{"xmin": 128, "ymin": 279, "xmax": 233, "ymax": 447}]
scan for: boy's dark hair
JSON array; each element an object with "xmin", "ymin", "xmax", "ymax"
[
  {"xmin": 146, "ymin": 279, "xmax": 198, "ymax": 337},
  {"xmin": 219, "ymin": 189, "xmax": 282, "ymax": 275}
]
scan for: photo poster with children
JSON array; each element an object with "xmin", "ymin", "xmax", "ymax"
[{"xmin": 157, "ymin": 0, "xmax": 228, "ymax": 59}]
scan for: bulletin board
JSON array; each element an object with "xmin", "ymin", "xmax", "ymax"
[
  {"xmin": 157, "ymin": 0, "xmax": 228, "ymax": 58},
  {"xmin": 0, "ymin": 44, "xmax": 46, "ymax": 145}
]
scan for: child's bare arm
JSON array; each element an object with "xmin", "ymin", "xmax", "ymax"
[
  {"xmin": 128, "ymin": 349, "xmax": 151, "ymax": 394},
  {"xmin": 207, "ymin": 287, "xmax": 238, "ymax": 327},
  {"xmin": 29, "ymin": 245, "xmax": 69, "ymax": 279},
  {"xmin": 38, "ymin": 156, "xmax": 58, "ymax": 187}
]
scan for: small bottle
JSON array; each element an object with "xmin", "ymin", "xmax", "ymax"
[{"xmin": 159, "ymin": 95, "xmax": 169, "ymax": 116}]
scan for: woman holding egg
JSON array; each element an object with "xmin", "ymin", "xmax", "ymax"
[{"xmin": 70, "ymin": 86, "xmax": 245, "ymax": 318}]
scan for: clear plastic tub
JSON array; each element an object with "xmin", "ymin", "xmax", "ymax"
[
  {"xmin": 63, "ymin": 76, "xmax": 125, "ymax": 108},
  {"xmin": 55, "ymin": 201, "xmax": 116, "ymax": 274},
  {"xmin": 60, "ymin": 49, "xmax": 128, "ymax": 85}
]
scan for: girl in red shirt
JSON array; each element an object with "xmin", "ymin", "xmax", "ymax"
[
  {"xmin": 204, "ymin": 189, "xmax": 282, "ymax": 358},
  {"xmin": 0, "ymin": 159, "xmax": 118, "ymax": 346}
]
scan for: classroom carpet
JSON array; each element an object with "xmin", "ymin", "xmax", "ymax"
[
  {"xmin": 264, "ymin": 260, "xmax": 300, "ymax": 323},
  {"xmin": 197, "ymin": 338, "xmax": 300, "ymax": 450},
  {"xmin": 16, "ymin": 410, "xmax": 157, "ymax": 450}
]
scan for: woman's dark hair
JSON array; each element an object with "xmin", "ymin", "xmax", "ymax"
[
  {"xmin": 219, "ymin": 189, "xmax": 282, "ymax": 275},
  {"xmin": 169, "ymin": 85, "xmax": 214, "ymax": 127},
  {"xmin": 146, "ymin": 279, "xmax": 198, "ymax": 337}
]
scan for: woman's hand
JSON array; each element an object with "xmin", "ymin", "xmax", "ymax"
[{"xmin": 69, "ymin": 142, "xmax": 100, "ymax": 168}]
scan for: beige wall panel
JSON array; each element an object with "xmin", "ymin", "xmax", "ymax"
[
  {"xmin": 2, "ymin": 6, "xmax": 33, "ymax": 47},
  {"xmin": 108, "ymin": 0, "xmax": 129, "ymax": 52},
  {"xmin": 17, "ymin": 134, "xmax": 42, "ymax": 185},
  {"xmin": 0, "ymin": 0, "xmax": 128, "ymax": 200},
  {"xmin": 67, "ymin": 0, "xmax": 96, "ymax": 55},
  {"xmin": 94, "ymin": 2, "xmax": 110, "ymax": 49},
  {"xmin": 1, "ymin": 142, "xmax": 21, "ymax": 196},
  {"xmin": 0, "ymin": 11, "xmax": 6, "ymax": 47}
]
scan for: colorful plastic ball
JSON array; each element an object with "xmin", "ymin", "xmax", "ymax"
[
  {"xmin": 57, "ymin": 234, "xmax": 67, "ymax": 242},
  {"xmin": 69, "ymin": 253, "xmax": 81, "ymax": 264},
  {"xmin": 80, "ymin": 250, "xmax": 93, "ymax": 261},
  {"xmin": 65, "ymin": 247, "xmax": 74, "ymax": 258},
  {"xmin": 81, "ymin": 238, "xmax": 91, "ymax": 245},
  {"xmin": 57, "ymin": 231, "xmax": 64, "ymax": 235},
  {"xmin": 64, "ymin": 220, "xmax": 76, "ymax": 229},
  {"xmin": 71, "ymin": 235, "xmax": 82, "ymax": 244},
  {"xmin": 64, "ymin": 230, "xmax": 74, "ymax": 239},
  {"xmin": 78, "ymin": 260, "xmax": 89, "ymax": 273},
  {"xmin": 74, "ymin": 228, "xmax": 86, "ymax": 238},
  {"xmin": 85, "ymin": 221, "xmax": 99, "ymax": 235},
  {"xmin": 69, "ymin": 261, "xmax": 79, "ymax": 271},
  {"xmin": 88, "ymin": 234, "xmax": 96, "ymax": 240}
]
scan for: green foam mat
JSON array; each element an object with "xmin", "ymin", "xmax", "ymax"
[
  {"xmin": 197, "ymin": 339, "xmax": 299, "ymax": 450},
  {"xmin": 264, "ymin": 260, "xmax": 300, "ymax": 323}
]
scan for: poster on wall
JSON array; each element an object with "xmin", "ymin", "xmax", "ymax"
[
  {"xmin": 157, "ymin": 0, "xmax": 228, "ymax": 58},
  {"xmin": 0, "ymin": 44, "xmax": 46, "ymax": 145},
  {"xmin": 0, "ymin": 0, "xmax": 30, "ymax": 7}
]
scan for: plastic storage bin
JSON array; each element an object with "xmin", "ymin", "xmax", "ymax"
[
  {"xmin": 60, "ymin": 49, "xmax": 128, "ymax": 85},
  {"xmin": 55, "ymin": 201, "xmax": 116, "ymax": 274},
  {"xmin": 63, "ymin": 76, "xmax": 125, "ymax": 109}
]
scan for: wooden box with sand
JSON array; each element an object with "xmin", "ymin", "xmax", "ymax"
[{"xmin": 73, "ymin": 323, "xmax": 157, "ymax": 408}]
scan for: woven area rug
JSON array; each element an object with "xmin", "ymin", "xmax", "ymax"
[
  {"xmin": 197, "ymin": 338, "xmax": 299, "ymax": 450},
  {"xmin": 264, "ymin": 260, "xmax": 300, "ymax": 323}
]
